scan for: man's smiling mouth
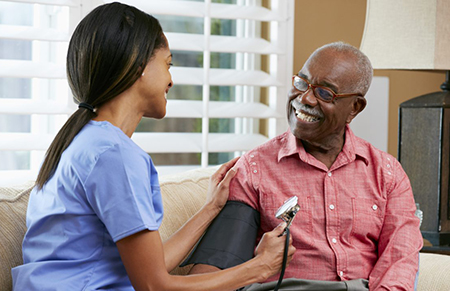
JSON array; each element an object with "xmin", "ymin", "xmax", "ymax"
[{"xmin": 295, "ymin": 109, "xmax": 321, "ymax": 122}]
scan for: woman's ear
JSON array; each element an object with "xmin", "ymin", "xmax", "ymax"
[
  {"xmin": 346, "ymin": 96, "xmax": 367, "ymax": 124},
  {"xmin": 137, "ymin": 64, "xmax": 146, "ymax": 78}
]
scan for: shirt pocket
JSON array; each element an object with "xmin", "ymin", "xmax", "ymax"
[
  {"xmin": 265, "ymin": 196, "xmax": 315, "ymax": 249},
  {"xmin": 350, "ymin": 198, "xmax": 385, "ymax": 250}
]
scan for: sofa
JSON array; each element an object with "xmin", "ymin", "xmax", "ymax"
[{"xmin": 2, "ymin": 167, "xmax": 450, "ymax": 290}]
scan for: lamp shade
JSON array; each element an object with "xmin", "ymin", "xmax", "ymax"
[{"xmin": 360, "ymin": 0, "xmax": 450, "ymax": 70}]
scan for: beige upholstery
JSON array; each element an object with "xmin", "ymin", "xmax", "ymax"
[
  {"xmin": 0, "ymin": 181, "xmax": 34, "ymax": 291},
  {"xmin": 418, "ymin": 253, "xmax": 450, "ymax": 291},
  {"xmin": 158, "ymin": 166, "xmax": 216, "ymax": 275},
  {"xmin": 1, "ymin": 167, "xmax": 450, "ymax": 290}
]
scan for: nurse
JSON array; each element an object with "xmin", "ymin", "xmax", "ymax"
[{"xmin": 12, "ymin": 2, "xmax": 294, "ymax": 291}]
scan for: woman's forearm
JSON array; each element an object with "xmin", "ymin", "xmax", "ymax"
[
  {"xmin": 163, "ymin": 203, "xmax": 220, "ymax": 272},
  {"xmin": 117, "ymin": 220, "xmax": 293, "ymax": 291},
  {"xmin": 163, "ymin": 158, "xmax": 239, "ymax": 271},
  {"xmin": 148, "ymin": 255, "xmax": 270, "ymax": 291}
]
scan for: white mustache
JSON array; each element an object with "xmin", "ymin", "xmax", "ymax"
[{"xmin": 293, "ymin": 102, "xmax": 324, "ymax": 118}]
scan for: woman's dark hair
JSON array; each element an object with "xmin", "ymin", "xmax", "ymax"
[{"xmin": 36, "ymin": 2, "xmax": 167, "ymax": 188}]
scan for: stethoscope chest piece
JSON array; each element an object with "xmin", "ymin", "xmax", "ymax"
[{"xmin": 275, "ymin": 196, "xmax": 300, "ymax": 229}]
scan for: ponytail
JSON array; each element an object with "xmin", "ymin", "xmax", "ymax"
[{"xmin": 35, "ymin": 108, "xmax": 96, "ymax": 189}]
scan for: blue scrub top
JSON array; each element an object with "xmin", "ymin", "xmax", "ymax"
[{"xmin": 12, "ymin": 120, "xmax": 163, "ymax": 290}]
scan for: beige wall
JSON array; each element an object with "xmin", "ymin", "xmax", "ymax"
[{"xmin": 293, "ymin": 0, "xmax": 446, "ymax": 157}]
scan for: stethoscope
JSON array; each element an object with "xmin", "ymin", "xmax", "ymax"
[{"xmin": 274, "ymin": 196, "xmax": 300, "ymax": 291}]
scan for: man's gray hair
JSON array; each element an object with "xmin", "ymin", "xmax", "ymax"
[{"xmin": 316, "ymin": 41, "xmax": 373, "ymax": 96}]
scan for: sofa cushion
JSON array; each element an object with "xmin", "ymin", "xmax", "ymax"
[
  {"xmin": 0, "ymin": 181, "xmax": 34, "ymax": 291},
  {"xmin": 158, "ymin": 166, "xmax": 217, "ymax": 275},
  {"xmin": 418, "ymin": 252, "xmax": 450, "ymax": 290}
]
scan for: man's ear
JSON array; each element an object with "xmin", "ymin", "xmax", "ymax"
[{"xmin": 346, "ymin": 97, "xmax": 367, "ymax": 124}]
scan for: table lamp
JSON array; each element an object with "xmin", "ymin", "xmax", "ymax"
[{"xmin": 360, "ymin": 0, "xmax": 450, "ymax": 246}]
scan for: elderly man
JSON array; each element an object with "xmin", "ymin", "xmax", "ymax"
[{"xmin": 186, "ymin": 42, "xmax": 422, "ymax": 291}]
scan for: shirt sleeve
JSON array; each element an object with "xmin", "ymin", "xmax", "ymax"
[
  {"xmin": 228, "ymin": 153, "xmax": 261, "ymax": 211},
  {"xmin": 368, "ymin": 158, "xmax": 423, "ymax": 290},
  {"xmin": 84, "ymin": 144, "xmax": 163, "ymax": 242}
]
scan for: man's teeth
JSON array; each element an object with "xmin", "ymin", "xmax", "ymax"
[{"xmin": 295, "ymin": 110, "xmax": 319, "ymax": 122}]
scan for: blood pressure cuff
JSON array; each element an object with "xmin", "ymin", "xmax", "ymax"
[{"xmin": 180, "ymin": 200, "xmax": 260, "ymax": 269}]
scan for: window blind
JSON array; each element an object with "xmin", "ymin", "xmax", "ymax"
[
  {"xmin": 0, "ymin": 0, "xmax": 76, "ymax": 186},
  {"xmin": 104, "ymin": 0, "xmax": 294, "ymax": 175},
  {"xmin": 0, "ymin": 0, "xmax": 294, "ymax": 185}
]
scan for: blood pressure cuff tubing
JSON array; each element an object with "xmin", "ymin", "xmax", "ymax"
[{"xmin": 180, "ymin": 200, "xmax": 260, "ymax": 269}]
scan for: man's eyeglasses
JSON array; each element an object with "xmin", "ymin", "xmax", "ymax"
[{"xmin": 292, "ymin": 75, "xmax": 363, "ymax": 103}]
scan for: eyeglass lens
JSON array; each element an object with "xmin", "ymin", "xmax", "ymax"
[{"xmin": 293, "ymin": 76, "xmax": 334, "ymax": 102}]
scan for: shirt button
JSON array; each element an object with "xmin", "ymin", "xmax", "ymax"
[
  {"xmin": 372, "ymin": 204, "xmax": 378, "ymax": 210},
  {"xmin": 327, "ymin": 172, "xmax": 332, "ymax": 177},
  {"xmin": 250, "ymin": 154, "xmax": 254, "ymax": 158},
  {"xmin": 329, "ymin": 204, "xmax": 335, "ymax": 210},
  {"xmin": 253, "ymin": 170, "xmax": 257, "ymax": 173},
  {"xmin": 340, "ymin": 271, "xmax": 343, "ymax": 276},
  {"xmin": 332, "ymin": 238, "xmax": 337, "ymax": 243}
]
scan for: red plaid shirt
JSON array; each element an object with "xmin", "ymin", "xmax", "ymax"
[{"xmin": 229, "ymin": 126, "xmax": 422, "ymax": 290}]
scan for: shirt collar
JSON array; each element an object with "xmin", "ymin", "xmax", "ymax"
[
  {"xmin": 341, "ymin": 125, "xmax": 370, "ymax": 166},
  {"xmin": 278, "ymin": 125, "xmax": 369, "ymax": 166},
  {"xmin": 277, "ymin": 130, "xmax": 300, "ymax": 162}
]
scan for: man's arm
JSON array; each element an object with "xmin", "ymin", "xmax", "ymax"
[
  {"xmin": 368, "ymin": 158, "xmax": 423, "ymax": 290},
  {"xmin": 187, "ymin": 154, "xmax": 262, "ymax": 275},
  {"xmin": 183, "ymin": 201, "xmax": 260, "ymax": 272}
]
